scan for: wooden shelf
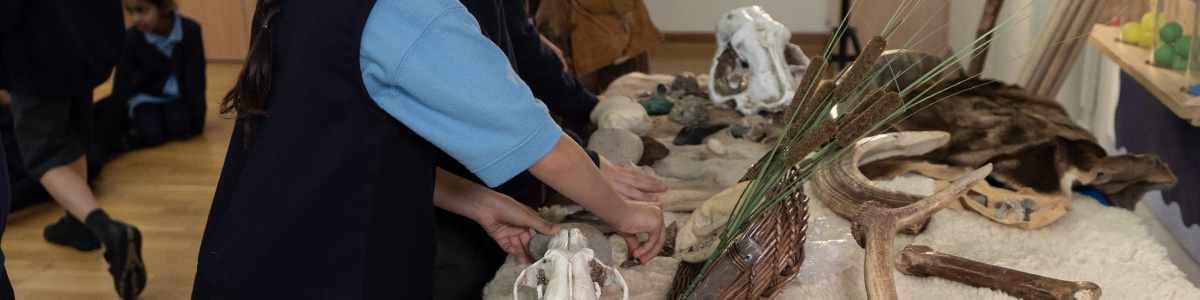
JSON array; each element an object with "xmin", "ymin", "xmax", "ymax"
[{"xmin": 1088, "ymin": 24, "xmax": 1200, "ymax": 126}]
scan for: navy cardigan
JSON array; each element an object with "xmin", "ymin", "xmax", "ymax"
[
  {"xmin": 111, "ymin": 16, "xmax": 206, "ymax": 135},
  {"xmin": 0, "ymin": 0, "xmax": 124, "ymax": 97},
  {"xmin": 461, "ymin": 0, "xmax": 597, "ymax": 124}
]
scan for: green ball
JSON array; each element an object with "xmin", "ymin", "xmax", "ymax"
[
  {"xmin": 1176, "ymin": 36, "xmax": 1193, "ymax": 56},
  {"xmin": 1161, "ymin": 21, "xmax": 1183, "ymax": 43},
  {"xmin": 1155, "ymin": 44, "xmax": 1176, "ymax": 67},
  {"xmin": 1173, "ymin": 57, "xmax": 1189, "ymax": 70}
]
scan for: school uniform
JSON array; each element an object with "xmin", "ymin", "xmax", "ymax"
[
  {"xmin": 0, "ymin": 0, "xmax": 124, "ymax": 178},
  {"xmin": 0, "ymin": 130, "xmax": 14, "ymax": 300},
  {"xmin": 0, "ymin": 0, "xmax": 122, "ymax": 298},
  {"xmin": 106, "ymin": 13, "xmax": 206, "ymax": 148},
  {"xmin": 193, "ymin": 0, "xmax": 563, "ymax": 298},
  {"xmin": 0, "ymin": 53, "xmax": 16, "ymax": 296},
  {"xmin": 431, "ymin": 1, "xmax": 603, "ymax": 298},
  {"xmin": 0, "ymin": 52, "xmax": 7, "ymax": 90}
]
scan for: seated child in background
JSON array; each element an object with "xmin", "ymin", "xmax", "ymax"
[{"xmin": 96, "ymin": 0, "xmax": 205, "ymax": 154}]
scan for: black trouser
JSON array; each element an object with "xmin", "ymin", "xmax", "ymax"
[
  {"xmin": 0, "ymin": 129, "xmax": 18, "ymax": 300},
  {"xmin": 132, "ymin": 100, "xmax": 191, "ymax": 147}
]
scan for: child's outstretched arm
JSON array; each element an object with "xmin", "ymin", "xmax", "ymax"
[
  {"xmin": 529, "ymin": 133, "xmax": 667, "ymax": 264},
  {"xmin": 432, "ymin": 167, "xmax": 561, "ymax": 264}
]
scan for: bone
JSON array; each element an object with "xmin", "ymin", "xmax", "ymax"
[
  {"xmin": 851, "ymin": 164, "xmax": 993, "ymax": 300},
  {"xmin": 896, "ymin": 245, "xmax": 1101, "ymax": 300},
  {"xmin": 708, "ymin": 6, "xmax": 812, "ymax": 115},
  {"xmin": 810, "ymin": 131, "xmax": 953, "ymax": 233}
]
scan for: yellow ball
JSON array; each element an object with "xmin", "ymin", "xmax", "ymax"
[
  {"xmin": 1142, "ymin": 12, "xmax": 1168, "ymax": 32},
  {"xmin": 1123, "ymin": 22, "xmax": 1143, "ymax": 44},
  {"xmin": 1139, "ymin": 35, "xmax": 1154, "ymax": 48}
]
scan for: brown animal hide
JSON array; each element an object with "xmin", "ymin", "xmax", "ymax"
[
  {"xmin": 535, "ymin": 0, "xmax": 662, "ymax": 76},
  {"xmin": 864, "ymin": 78, "xmax": 1177, "ymax": 209}
]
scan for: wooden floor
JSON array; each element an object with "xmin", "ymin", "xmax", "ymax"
[{"xmin": 3, "ymin": 63, "xmax": 241, "ymax": 299}]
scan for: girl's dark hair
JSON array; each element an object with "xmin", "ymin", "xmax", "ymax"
[
  {"xmin": 220, "ymin": 0, "xmax": 281, "ymax": 144},
  {"xmin": 145, "ymin": 0, "xmax": 178, "ymax": 14}
]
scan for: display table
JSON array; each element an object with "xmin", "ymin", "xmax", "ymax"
[
  {"xmin": 1089, "ymin": 24, "xmax": 1200, "ymax": 268},
  {"xmin": 1088, "ymin": 24, "xmax": 1200, "ymax": 126},
  {"xmin": 481, "ymin": 73, "xmax": 1200, "ymax": 299}
]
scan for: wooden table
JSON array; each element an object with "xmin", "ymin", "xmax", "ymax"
[{"xmin": 1088, "ymin": 24, "xmax": 1200, "ymax": 126}]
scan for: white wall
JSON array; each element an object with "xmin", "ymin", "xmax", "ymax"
[{"xmin": 644, "ymin": 0, "xmax": 829, "ymax": 33}]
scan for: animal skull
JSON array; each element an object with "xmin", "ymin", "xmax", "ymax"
[
  {"xmin": 709, "ymin": 6, "xmax": 810, "ymax": 116},
  {"xmin": 514, "ymin": 227, "xmax": 628, "ymax": 300}
]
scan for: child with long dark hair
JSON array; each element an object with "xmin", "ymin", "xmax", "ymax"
[
  {"xmin": 100, "ymin": 0, "xmax": 205, "ymax": 149},
  {"xmin": 192, "ymin": 0, "xmax": 666, "ymax": 298}
]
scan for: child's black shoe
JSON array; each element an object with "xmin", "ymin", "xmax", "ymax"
[
  {"xmin": 43, "ymin": 214, "xmax": 101, "ymax": 251},
  {"xmin": 85, "ymin": 210, "xmax": 147, "ymax": 300}
]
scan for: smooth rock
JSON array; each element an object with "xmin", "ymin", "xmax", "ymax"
[
  {"xmin": 590, "ymin": 95, "xmax": 654, "ymax": 136},
  {"xmin": 587, "ymin": 128, "xmax": 644, "ymax": 165},
  {"xmin": 673, "ymin": 124, "xmax": 729, "ymax": 146},
  {"xmin": 707, "ymin": 139, "xmax": 728, "ymax": 155},
  {"xmin": 639, "ymin": 94, "xmax": 675, "ymax": 115},
  {"xmin": 638, "ymin": 136, "xmax": 670, "ymax": 166}
]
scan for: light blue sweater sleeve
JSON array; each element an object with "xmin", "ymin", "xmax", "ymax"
[{"xmin": 360, "ymin": 0, "xmax": 562, "ymax": 187}]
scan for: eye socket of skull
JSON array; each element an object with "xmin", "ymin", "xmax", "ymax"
[{"xmin": 713, "ymin": 47, "xmax": 750, "ymax": 96}]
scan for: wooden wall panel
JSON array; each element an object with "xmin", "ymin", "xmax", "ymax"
[
  {"xmin": 177, "ymin": 0, "xmax": 253, "ymax": 61},
  {"xmin": 848, "ymin": 0, "xmax": 951, "ymax": 55}
]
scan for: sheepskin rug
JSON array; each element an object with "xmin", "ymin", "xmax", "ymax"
[
  {"xmin": 481, "ymin": 73, "xmax": 1200, "ymax": 299},
  {"xmin": 484, "ymin": 176, "xmax": 1200, "ymax": 299}
]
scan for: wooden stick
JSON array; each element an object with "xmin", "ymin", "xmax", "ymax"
[{"xmin": 967, "ymin": 0, "xmax": 1006, "ymax": 77}]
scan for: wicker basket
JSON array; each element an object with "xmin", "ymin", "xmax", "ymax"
[{"xmin": 668, "ymin": 158, "xmax": 810, "ymax": 300}]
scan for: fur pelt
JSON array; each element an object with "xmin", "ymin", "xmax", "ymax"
[{"xmin": 863, "ymin": 78, "xmax": 1177, "ymax": 209}]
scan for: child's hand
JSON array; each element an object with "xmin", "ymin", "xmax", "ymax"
[
  {"xmin": 609, "ymin": 200, "xmax": 666, "ymax": 264},
  {"xmin": 473, "ymin": 195, "xmax": 562, "ymax": 264},
  {"xmin": 598, "ymin": 156, "xmax": 667, "ymax": 202}
]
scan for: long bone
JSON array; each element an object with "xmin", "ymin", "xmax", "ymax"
[
  {"xmin": 851, "ymin": 163, "xmax": 993, "ymax": 300},
  {"xmin": 896, "ymin": 245, "xmax": 1101, "ymax": 300}
]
